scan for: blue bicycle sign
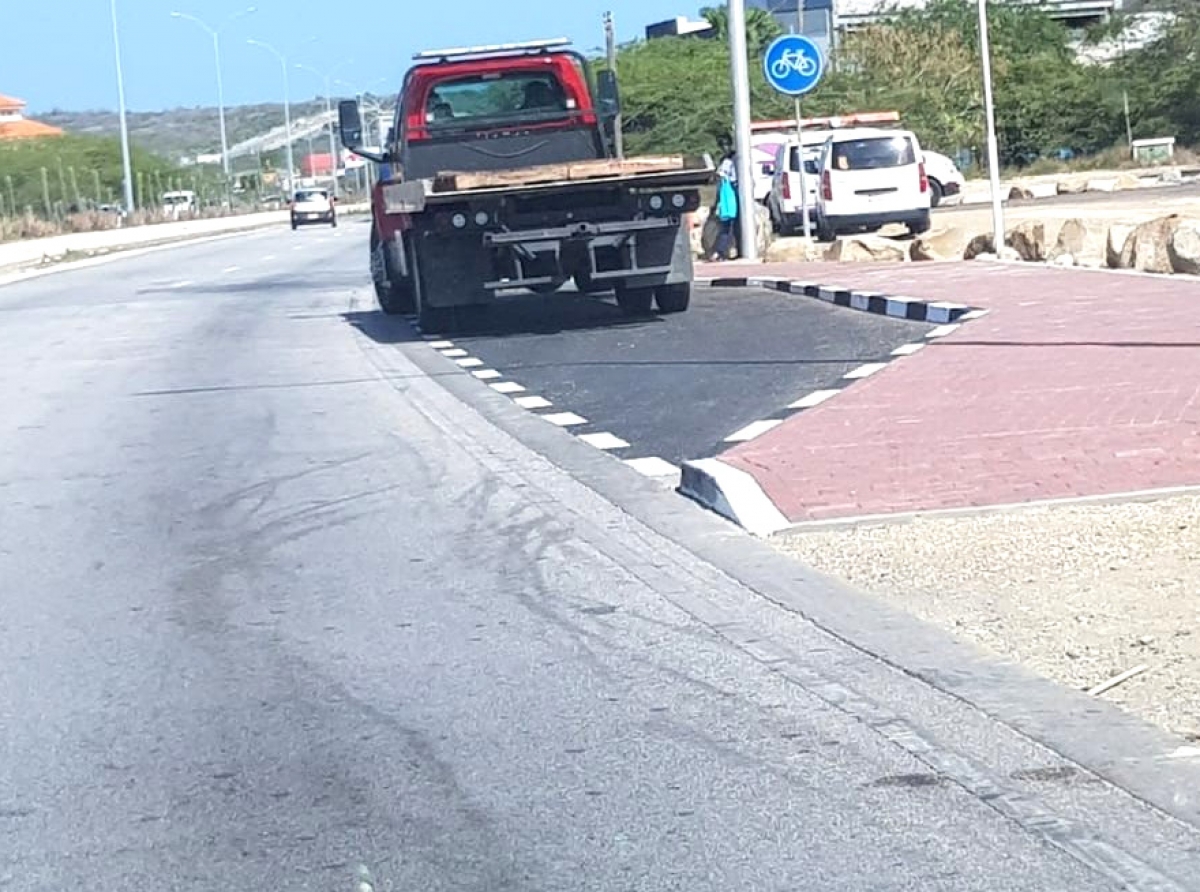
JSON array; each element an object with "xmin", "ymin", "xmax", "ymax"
[{"xmin": 762, "ymin": 34, "xmax": 824, "ymax": 97}]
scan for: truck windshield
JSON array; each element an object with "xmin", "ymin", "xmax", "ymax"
[{"xmin": 424, "ymin": 71, "xmax": 574, "ymax": 129}]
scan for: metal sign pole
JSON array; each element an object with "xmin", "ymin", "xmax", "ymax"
[{"xmin": 795, "ymin": 96, "xmax": 811, "ymax": 240}]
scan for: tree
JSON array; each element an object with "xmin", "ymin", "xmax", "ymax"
[{"xmin": 699, "ymin": 6, "xmax": 785, "ymax": 55}]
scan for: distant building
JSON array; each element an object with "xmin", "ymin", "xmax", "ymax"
[
  {"xmin": 645, "ymin": 16, "xmax": 716, "ymax": 39},
  {"xmin": 0, "ymin": 93, "xmax": 64, "ymax": 141}
]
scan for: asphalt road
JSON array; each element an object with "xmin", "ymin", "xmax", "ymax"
[
  {"xmin": 412, "ymin": 286, "xmax": 934, "ymax": 468},
  {"xmin": 4, "ymin": 221, "xmax": 1200, "ymax": 890}
]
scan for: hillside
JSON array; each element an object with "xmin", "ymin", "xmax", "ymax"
[{"xmin": 38, "ymin": 95, "xmax": 395, "ymax": 165}]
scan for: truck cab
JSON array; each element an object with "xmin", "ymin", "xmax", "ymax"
[{"xmin": 338, "ymin": 38, "xmax": 712, "ymax": 332}]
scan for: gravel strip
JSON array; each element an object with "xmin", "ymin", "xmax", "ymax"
[{"xmin": 772, "ymin": 495, "xmax": 1200, "ymax": 741}]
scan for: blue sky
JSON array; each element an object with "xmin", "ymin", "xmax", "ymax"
[{"xmin": 4, "ymin": 0, "xmax": 707, "ymax": 113}]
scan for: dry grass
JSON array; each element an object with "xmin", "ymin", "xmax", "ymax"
[{"xmin": 0, "ymin": 206, "xmax": 267, "ymax": 244}]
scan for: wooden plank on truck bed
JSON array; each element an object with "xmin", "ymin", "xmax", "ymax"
[{"xmin": 432, "ymin": 155, "xmax": 704, "ymax": 193}]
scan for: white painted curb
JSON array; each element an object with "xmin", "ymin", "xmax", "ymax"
[{"xmin": 679, "ymin": 457, "xmax": 791, "ymax": 537}]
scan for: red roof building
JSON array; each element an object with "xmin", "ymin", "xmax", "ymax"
[{"xmin": 0, "ymin": 93, "xmax": 64, "ymax": 141}]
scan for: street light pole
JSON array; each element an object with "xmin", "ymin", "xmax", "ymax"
[
  {"xmin": 171, "ymin": 8, "xmax": 256, "ymax": 189},
  {"xmin": 247, "ymin": 39, "xmax": 295, "ymax": 193},
  {"xmin": 109, "ymin": 0, "xmax": 135, "ymax": 212},
  {"xmin": 976, "ymin": 0, "xmax": 1005, "ymax": 254},
  {"xmin": 728, "ymin": 0, "xmax": 759, "ymax": 262},
  {"xmin": 296, "ymin": 60, "xmax": 354, "ymax": 198}
]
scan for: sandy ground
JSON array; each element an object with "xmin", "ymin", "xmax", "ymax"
[{"xmin": 774, "ymin": 494, "xmax": 1200, "ymax": 741}]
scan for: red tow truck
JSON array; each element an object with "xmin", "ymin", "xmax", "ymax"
[{"xmin": 337, "ymin": 38, "xmax": 715, "ymax": 331}]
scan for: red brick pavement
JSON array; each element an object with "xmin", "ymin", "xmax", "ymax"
[{"xmin": 699, "ymin": 260, "xmax": 1200, "ymax": 523}]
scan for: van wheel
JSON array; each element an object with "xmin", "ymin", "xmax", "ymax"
[
  {"xmin": 654, "ymin": 283, "xmax": 691, "ymax": 313},
  {"xmin": 929, "ymin": 179, "xmax": 944, "ymax": 208},
  {"xmin": 909, "ymin": 211, "xmax": 932, "ymax": 236},
  {"xmin": 615, "ymin": 285, "xmax": 655, "ymax": 317},
  {"xmin": 815, "ymin": 218, "xmax": 836, "ymax": 242}
]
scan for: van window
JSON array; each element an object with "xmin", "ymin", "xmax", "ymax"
[
  {"xmin": 787, "ymin": 146, "xmax": 820, "ymax": 175},
  {"xmin": 831, "ymin": 136, "xmax": 916, "ymax": 171}
]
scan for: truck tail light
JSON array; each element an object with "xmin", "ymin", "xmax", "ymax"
[
  {"xmin": 821, "ymin": 170, "xmax": 832, "ymax": 201},
  {"xmin": 781, "ymin": 174, "xmax": 791, "ymax": 201},
  {"xmin": 918, "ymin": 161, "xmax": 929, "ymax": 193}
]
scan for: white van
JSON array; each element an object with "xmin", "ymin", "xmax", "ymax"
[
  {"xmin": 767, "ymin": 130, "xmax": 833, "ymax": 235},
  {"xmin": 813, "ymin": 128, "xmax": 931, "ymax": 241}
]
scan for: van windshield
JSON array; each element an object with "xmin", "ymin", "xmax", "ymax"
[{"xmin": 832, "ymin": 136, "xmax": 916, "ymax": 171}]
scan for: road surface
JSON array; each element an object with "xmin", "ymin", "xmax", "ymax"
[{"xmin": 4, "ymin": 222, "xmax": 1200, "ymax": 891}]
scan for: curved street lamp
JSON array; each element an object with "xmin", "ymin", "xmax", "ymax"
[
  {"xmin": 295, "ymin": 59, "xmax": 355, "ymax": 197},
  {"xmin": 170, "ymin": 6, "xmax": 256, "ymax": 179},
  {"xmin": 109, "ymin": 0, "xmax": 135, "ymax": 211},
  {"xmin": 247, "ymin": 38, "xmax": 296, "ymax": 191}
]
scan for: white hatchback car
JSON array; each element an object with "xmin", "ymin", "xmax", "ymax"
[
  {"xmin": 813, "ymin": 128, "xmax": 931, "ymax": 241},
  {"xmin": 290, "ymin": 188, "xmax": 337, "ymax": 229}
]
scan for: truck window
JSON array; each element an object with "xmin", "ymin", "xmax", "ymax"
[
  {"xmin": 831, "ymin": 136, "xmax": 916, "ymax": 171},
  {"xmin": 424, "ymin": 72, "xmax": 572, "ymax": 128}
]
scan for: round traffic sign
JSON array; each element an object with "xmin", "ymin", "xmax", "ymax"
[{"xmin": 762, "ymin": 34, "xmax": 825, "ymax": 97}]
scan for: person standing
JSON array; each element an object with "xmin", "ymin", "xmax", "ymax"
[{"xmin": 710, "ymin": 143, "xmax": 740, "ymax": 262}]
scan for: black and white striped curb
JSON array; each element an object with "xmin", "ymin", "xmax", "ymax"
[
  {"xmin": 403, "ymin": 315, "xmax": 682, "ymax": 483},
  {"xmin": 698, "ymin": 274, "xmax": 978, "ymax": 325}
]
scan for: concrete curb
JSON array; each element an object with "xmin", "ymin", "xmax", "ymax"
[{"xmin": 683, "ymin": 274, "xmax": 987, "ymax": 534}]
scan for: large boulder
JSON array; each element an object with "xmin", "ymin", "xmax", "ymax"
[
  {"xmin": 764, "ymin": 237, "xmax": 830, "ymax": 263},
  {"xmin": 1051, "ymin": 218, "xmax": 1106, "ymax": 268},
  {"xmin": 910, "ymin": 226, "xmax": 974, "ymax": 261},
  {"xmin": 1105, "ymin": 223, "xmax": 1137, "ymax": 269},
  {"xmin": 1006, "ymin": 221, "xmax": 1048, "ymax": 262},
  {"xmin": 827, "ymin": 234, "xmax": 909, "ymax": 263},
  {"xmin": 1057, "ymin": 179, "xmax": 1088, "ymax": 195},
  {"xmin": 690, "ymin": 206, "xmax": 711, "ymax": 258},
  {"xmin": 964, "ymin": 232, "xmax": 996, "ymax": 260},
  {"xmin": 1167, "ymin": 219, "xmax": 1200, "ymax": 275},
  {"xmin": 1117, "ymin": 215, "xmax": 1183, "ymax": 273}
]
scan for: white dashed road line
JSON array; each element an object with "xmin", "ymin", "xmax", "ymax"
[
  {"xmin": 725, "ymin": 419, "xmax": 783, "ymax": 443},
  {"xmin": 490, "ymin": 381, "xmax": 525, "ymax": 394},
  {"xmin": 843, "ymin": 362, "xmax": 887, "ymax": 380},
  {"xmin": 222, "ymin": 265, "xmax": 240, "ymax": 273},
  {"xmin": 789, "ymin": 389, "xmax": 839, "ymax": 410},
  {"xmin": 439, "ymin": 348, "xmax": 469, "ymax": 358},
  {"xmin": 543, "ymin": 412, "xmax": 588, "ymax": 428},
  {"xmin": 456, "ymin": 357, "xmax": 484, "ymax": 368},
  {"xmin": 579, "ymin": 432, "xmax": 630, "ymax": 451},
  {"xmin": 514, "ymin": 395, "xmax": 553, "ymax": 410},
  {"xmin": 472, "ymin": 369, "xmax": 503, "ymax": 380},
  {"xmin": 624, "ymin": 457, "xmax": 680, "ymax": 479}
]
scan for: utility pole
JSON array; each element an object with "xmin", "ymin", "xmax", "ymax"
[
  {"xmin": 728, "ymin": 0, "xmax": 758, "ymax": 262},
  {"xmin": 110, "ymin": 0, "xmax": 136, "ymax": 213},
  {"xmin": 247, "ymin": 39, "xmax": 296, "ymax": 193},
  {"xmin": 603, "ymin": 11, "xmax": 624, "ymax": 159},
  {"xmin": 975, "ymin": 0, "xmax": 1005, "ymax": 255}
]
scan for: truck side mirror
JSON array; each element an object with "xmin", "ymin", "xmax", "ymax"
[
  {"xmin": 338, "ymin": 99, "xmax": 364, "ymax": 150},
  {"xmin": 596, "ymin": 70, "xmax": 620, "ymax": 119}
]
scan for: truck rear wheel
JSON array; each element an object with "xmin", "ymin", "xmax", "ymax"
[
  {"xmin": 615, "ymin": 285, "xmax": 654, "ymax": 317},
  {"xmin": 408, "ymin": 240, "xmax": 454, "ymax": 333},
  {"xmin": 372, "ymin": 231, "xmax": 416, "ymax": 315},
  {"xmin": 654, "ymin": 283, "xmax": 691, "ymax": 313}
]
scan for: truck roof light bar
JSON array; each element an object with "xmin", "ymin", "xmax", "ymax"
[{"xmin": 413, "ymin": 38, "xmax": 573, "ymax": 62}]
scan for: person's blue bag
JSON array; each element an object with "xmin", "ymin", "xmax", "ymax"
[{"xmin": 717, "ymin": 177, "xmax": 738, "ymax": 221}]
